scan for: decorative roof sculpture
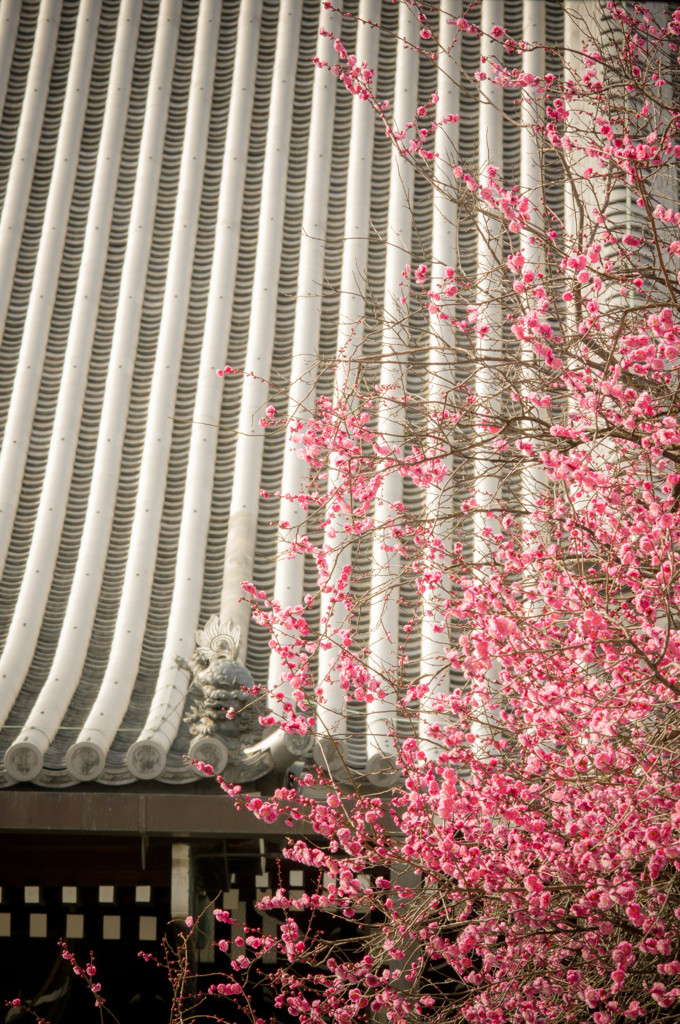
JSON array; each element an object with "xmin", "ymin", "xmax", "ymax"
[{"xmin": 184, "ymin": 616, "xmax": 264, "ymax": 776}]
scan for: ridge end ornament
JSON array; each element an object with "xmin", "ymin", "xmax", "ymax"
[{"xmin": 184, "ymin": 616, "xmax": 264, "ymax": 775}]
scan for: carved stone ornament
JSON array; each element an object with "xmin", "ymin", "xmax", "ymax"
[{"xmin": 183, "ymin": 616, "xmax": 264, "ymax": 760}]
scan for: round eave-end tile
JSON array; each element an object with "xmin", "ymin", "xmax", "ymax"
[
  {"xmin": 65, "ymin": 741, "xmax": 106, "ymax": 782},
  {"xmin": 188, "ymin": 736, "xmax": 229, "ymax": 777},
  {"xmin": 284, "ymin": 729, "xmax": 316, "ymax": 760},
  {"xmin": 5, "ymin": 740, "xmax": 43, "ymax": 782},
  {"xmin": 126, "ymin": 739, "xmax": 166, "ymax": 780},
  {"xmin": 365, "ymin": 751, "xmax": 403, "ymax": 790}
]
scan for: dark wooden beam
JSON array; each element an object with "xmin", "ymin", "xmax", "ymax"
[{"xmin": 0, "ymin": 789, "xmax": 304, "ymax": 838}]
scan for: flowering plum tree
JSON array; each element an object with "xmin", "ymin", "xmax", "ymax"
[{"xmin": 203, "ymin": 3, "xmax": 680, "ymax": 1024}]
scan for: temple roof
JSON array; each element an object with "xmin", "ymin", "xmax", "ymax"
[{"xmin": 0, "ymin": 0, "xmax": 563, "ymax": 787}]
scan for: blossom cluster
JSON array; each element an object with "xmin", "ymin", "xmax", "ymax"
[{"xmin": 202, "ymin": 3, "xmax": 680, "ymax": 1023}]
